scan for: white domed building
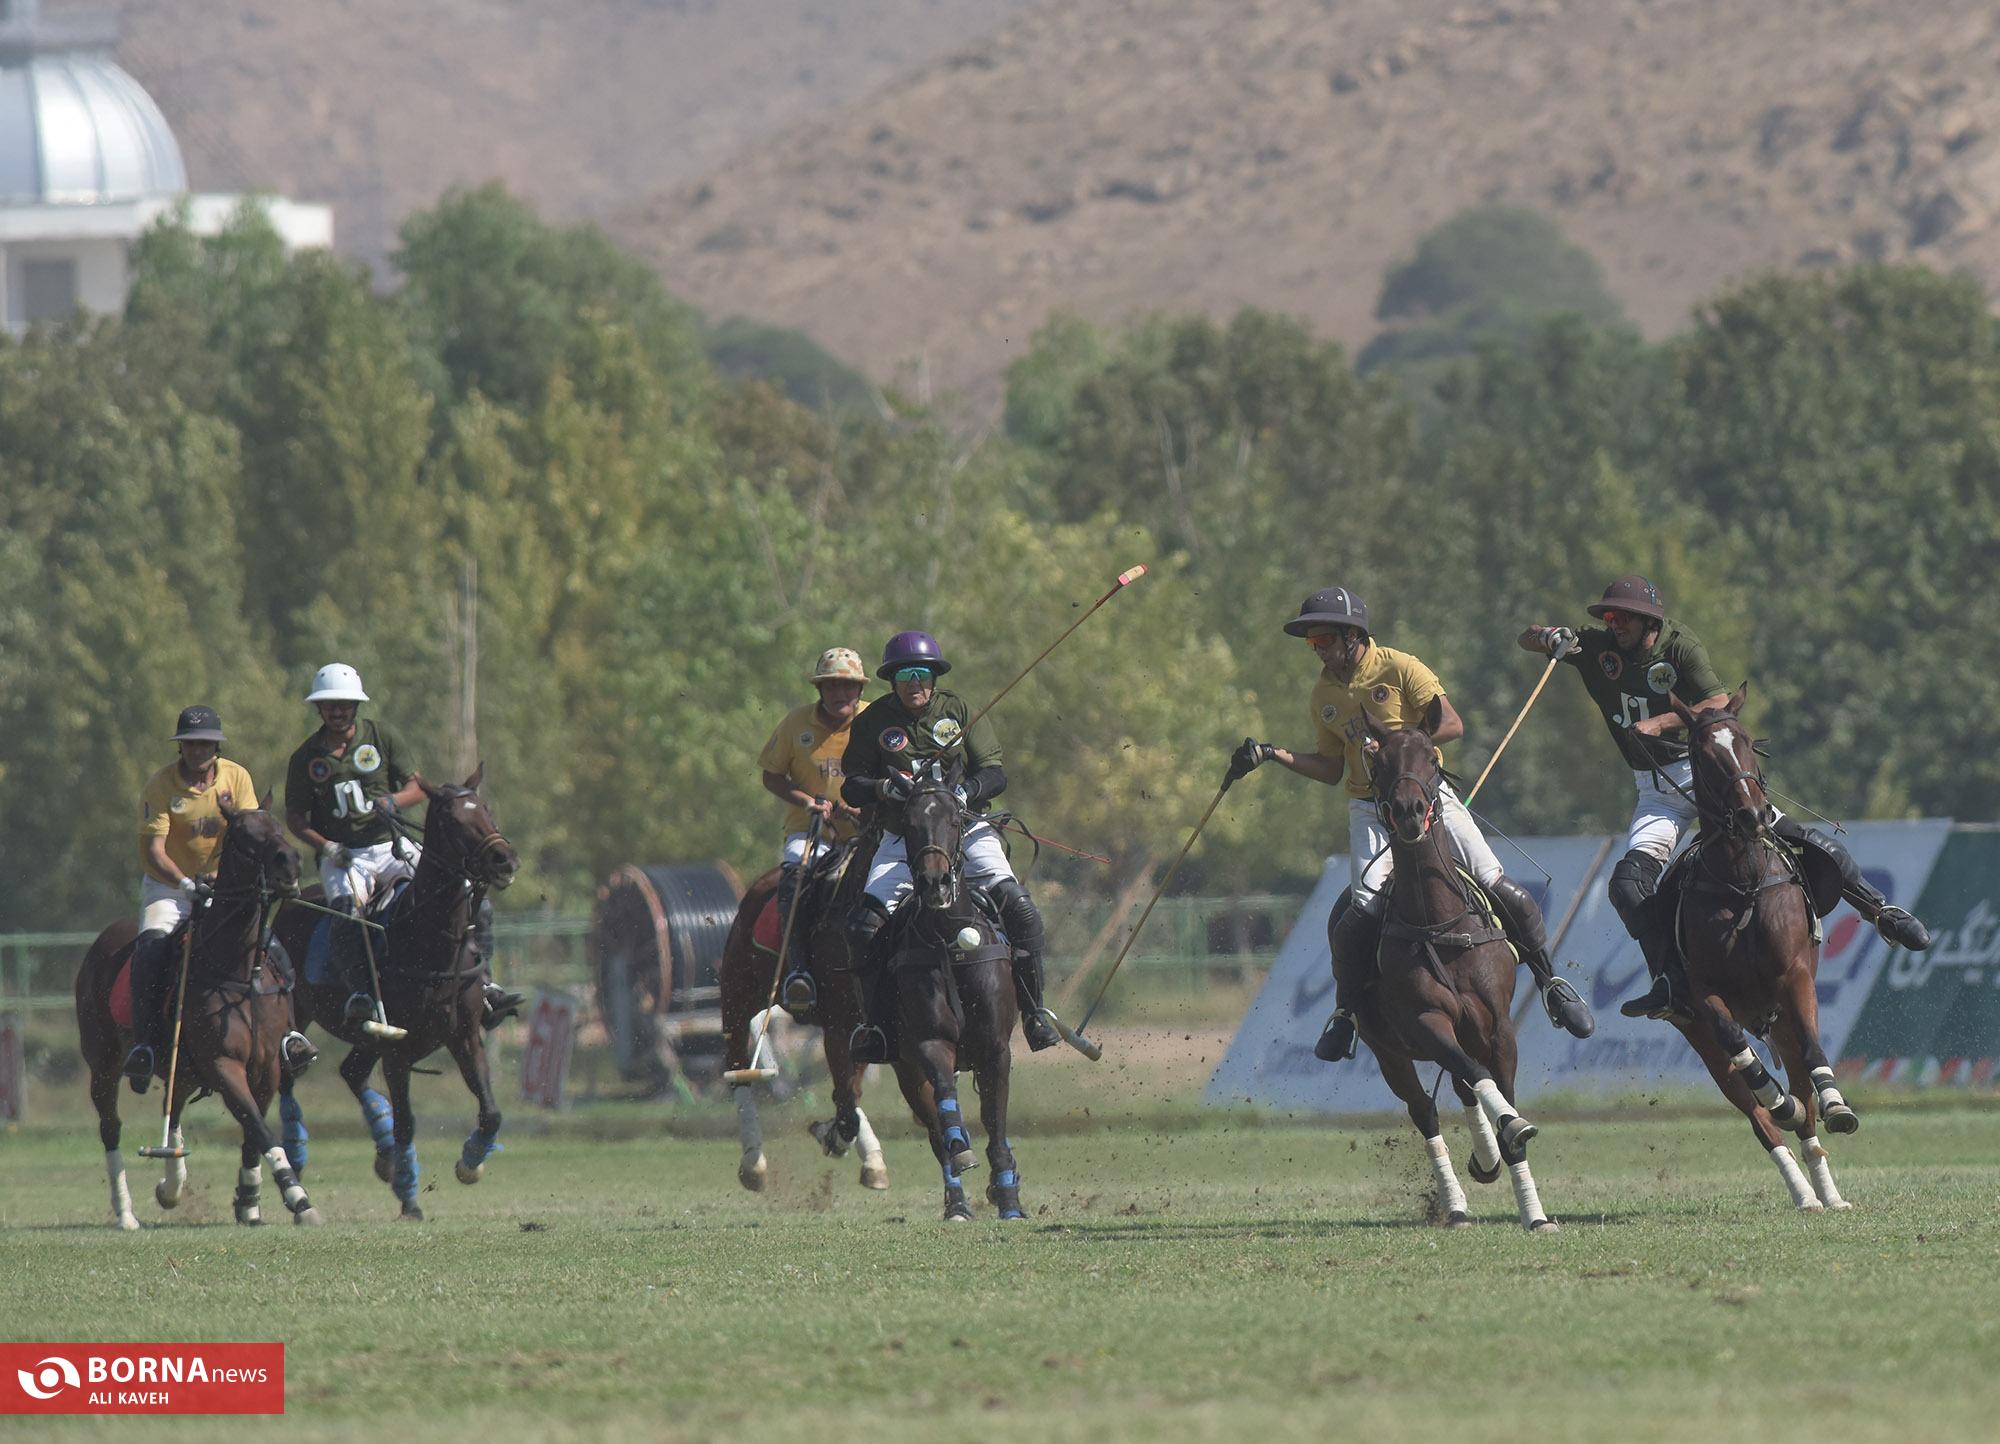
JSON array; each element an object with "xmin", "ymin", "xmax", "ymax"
[{"xmin": 0, "ymin": 0, "xmax": 330, "ymax": 331}]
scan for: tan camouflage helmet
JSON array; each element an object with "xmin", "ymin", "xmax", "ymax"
[{"xmin": 811, "ymin": 647, "xmax": 867, "ymax": 684}]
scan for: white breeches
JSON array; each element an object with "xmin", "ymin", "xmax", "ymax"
[
  {"xmin": 138, "ymin": 876, "xmax": 193, "ymax": 935},
  {"xmin": 781, "ymin": 831, "xmax": 836, "ymax": 868},
  {"xmin": 1347, "ymin": 783, "xmax": 1502, "ymax": 917},
  {"xmin": 322, "ymin": 840, "xmax": 419, "ymax": 912},
  {"xmin": 1625, "ymin": 758, "xmax": 1785, "ymax": 862},
  {"xmin": 863, "ymin": 820, "xmax": 1016, "ymax": 910}
]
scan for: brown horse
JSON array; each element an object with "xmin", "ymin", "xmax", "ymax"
[
  {"xmin": 76, "ymin": 800, "xmax": 322, "ymax": 1229},
  {"xmin": 1660, "ymin": 687, "xmax": 1855, "ymax": 1212},
  {"xmin": 1343, "ymin": 723, "xmax": 1557, "ymax": 1231},
  {"xmin": 273, "ymin": 766, "xmax": 519, "ymax": 1219},
  {"xmin": 719, "ymin": 845, "xmax": 890, "ymax": 1192}
]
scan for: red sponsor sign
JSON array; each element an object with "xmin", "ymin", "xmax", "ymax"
[
  {"xmin": 2, "ymin": 1343, "xmax": 283, "ymax": 1415},
  {"xmin": 520, "ymin": 988, "xmax": 578, "ymax": 1110}
]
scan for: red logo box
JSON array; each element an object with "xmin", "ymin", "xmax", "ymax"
[{"xmin": 3, "ymin": 1343, "xmax": 283, "ymax": 1414}]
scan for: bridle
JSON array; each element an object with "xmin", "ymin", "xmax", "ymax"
[
  {"xmin": 1372, "ymin": 742, "xmax": 1443, "ymax": 843},
  {"xmin": 200, "ymin": 814, "xmax": 299, "ymax": 982},
  {"xmin": 405, "ymin": 789, "xmax": 515, "ymax": 889},
  {"xmin": 1685, "ymin": 710, "xmax": 1773, "ymax": 837},
  {"xmin": 902, "ymin": 762, "xmax": 967, "ymax": 911}
]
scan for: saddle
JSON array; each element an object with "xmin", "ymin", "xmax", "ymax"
[
  {"xmin": 751, "ymin": 840, "xmax": 858, "ymax": 956},
  {"xmin": 304, "ymin": 879, "xmax": 412, "ymax": 987},
  {"xmin": 884, "ymin": 885, "xmax": 1013, "ymax": 972},
  {"xmin": 110, "ymin": 920, "xmax": 294, "ymax": 1030},
  {"xmin": 1377, "ymin": 868, "xmax": 1513, "ymax": 976},
  {"xmin": 1661, "ymin": 834, "xmax": 1825, "ymax": 957}
]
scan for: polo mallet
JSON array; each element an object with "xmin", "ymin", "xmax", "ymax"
[
  {"xmin": 1464, "ymin": 647, "xmax": 1568, "ymax": 805},
  {"xmin": 354, "ymin": 912, "xmax": 408, "ymax": 1041},
  {"xmin": 138, "ymin": 924, "xmax": 197, "ymax": 1159},
  {"xmin": 1069, "ymin": 767, "xmax": 1237, "ymax": 1062},
  {"xmin": 965, "ymin": 564, "xmax": 1147, "ymax": 731},
  {"xmin": 723, "ymin": 810, "xmax": 826, "ymax": 1087}
]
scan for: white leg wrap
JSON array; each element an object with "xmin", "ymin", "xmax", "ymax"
[
  {"xmin": 1802, "ymin": 1137, "xmax": 1851, "ymax": 1210},
  {"xmin": 1427, "ymin": 1135, "xmax": 1469, "ymax": 1219},
  {"xmin": 1810, "ymin": 1066, "xmax": 1849, "ymax": 1113},
  {"xmin": 106, "ymin": 1150, "xmax": 139, "ymax": 1230},
  {"xmin": 159, "ymin": 1131, "xmax": 187, "ymax": 1205},
  {"xmin": 1462, "ymin": 1104, "xmax": 1501, "ymax": 1173},
  {"xmin": 1509, "ymin": 1160, "xmax": 1548, "ymax": 1229},
  {"xmin": 264, "ymin": 1146, "xmax": 307, "ymax": 1209},
  {"xmin": 1472, "ymin": 1078, "xmax": 1516, "ymax": 1129},
  {"xmin": 1769, "ymin": 1144, "xmax": 1820, "ymax": 1210},
  {"xmin": 237, "ymin": 1166, "xmax": 263, "ymax": 1223},
  {"xmin": 855, "ymin": 1108, "xmax": 884, "ymax": 1165},
  {"xmin": 1730, "ymin": 1046, "xmax": 1782, "ymax": 1107}
]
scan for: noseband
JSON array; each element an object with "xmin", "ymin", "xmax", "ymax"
[
  {"xmin": 1687, "ymin": 712, "xmax": 1769, "ymax": 830},
  {"xmin": 421, "ymin": 792, "xmax": 514, "ymax": 887},
  {"xmin": 1375, "ymin": 765, "xmax": 1442, "ymax": 840}
]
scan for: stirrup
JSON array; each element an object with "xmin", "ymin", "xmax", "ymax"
[
  {"xmin": 848, "ymin": 1023, "xmax": 890, "ymax": 1066},
  {"xmin": 281, "ymin": 1031, "xmax": 319, "ymax": 1076},
  {"xmin": 1020, "ymin": 1007, "xmax": 1061, "ymax": 1052},
  {"xmin": 1314, "ymin": 1009, "xmax": 1358, "ymax": 1063},
  {"xmin": 123, "ymin": 1045, "xmax": 155, "ymax": 1092},
  {"xmin": 482, "ymin": 983, "xmax": 525, "ymax": 1028},
  {"xmin": 1540, "ymin": 976, "xmax": 1596, "ymax": 1038},
  {"xmin": 1618, "ymin": 974, "xmax": 1681, "ymax": 1022},
  {"xmin": 344, "ymin": 992, "xmax": 378, "ymax": 1024},
  {"xmin": 780, "ymin": 972, "xmax": 818, "ymax": 1018}
]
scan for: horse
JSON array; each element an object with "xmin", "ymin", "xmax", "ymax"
[
  {"xmin": 718, "ymin": 844, "xmax": 891, "ymax": 1193},
  {"xmin": 1343, "ymin": 722, "xmax": 1557, "ymax": 1232},
  {"xmin": 75, "ymin": 799, "xmax": 323, "ymax": 1229},
  {"xmin": 1657, "ymin": 686, "xmax": 1854, "ymax": 1212},
  {"xmin": 273, "ymin": 765, "xmax": 520, "ymax": 1219},
  {"xmin": 851, "ymin": 759, "xmax": 1025, "ymax": 1222}
]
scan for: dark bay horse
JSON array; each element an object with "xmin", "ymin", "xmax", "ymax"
[
  {"xmin": 1345, "ymin": 724, "xmax": 1556, "ymax": 1231},
  {"xmin": 1661, "ymin": 687, "xmax": 1854, "ymax": 1212},
  {"xmin": 75, "ymin": 801, "xmax": 323, "ymax": 1228},
  {"xmin": 719, "ymin": 846, "xmax": 891, "ymax": 1192},
  {"xmin": 858, "ymin": 760, "xmax": 1025, "ymax": 1222},
  {"xmin": 274, "ymin": 766, "xmax": 519, "ymax": 1219}
]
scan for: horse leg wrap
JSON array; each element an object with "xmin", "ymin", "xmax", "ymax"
[
  {"xmin": 262, "ymin": 1146, "xmax": 309, "ymax": 1212},
  {"xmin": 105, "ymin": 1150, "xmax": 139, "ymax": 1230},
  {"xmin": 359, "ymin": 1087, "xmax": 396, "ymax": 1153},
  {"xmin": 1462, "ymin": 1105, "xmax": 1502, "ymax": 1178},
  {"xmin": 235, "ymin": 1166, "xmax": 264, "ymax": 1225},
  {"xmin": 1769, "ymin": 1144, "xmax": 1820, "ymax": 1210},
  {"xmin": 1802, "ymin": 1138, "xmax": 1851, "ymax": 1210},
  {"xmin": 1426, "ymin": 1135, "xmax": 1469, "ymax": 1221},
  {"xmin": 937, "ymin": 1097, "xmax": 976, "ymax": 1169},
  {"xmin": 988, "ymin": 1167, "xmax": 1025, "ymax": 1220},
  {"xmin": 1509, "ymin": 1160, "xmax": 1550, "ymax": 1230},
  {"xmin": 391, "ymin": 1143, "xmax": 420, "ymax": 1205},
  {"xmin": 461, "ymin": 1127, "xmax": 502, "ymax": 1173},
  {"xmin": 1730, "ymin": 1047, "xmax": 1800, "ymax": 1125},
  {"xmin": 279, "ymin": 1089, "xmax": 309, "ymax": 1176},
  {"xmin": 1810, "ymin": 1065, "xmax": 1858, "ymax": 1133}
]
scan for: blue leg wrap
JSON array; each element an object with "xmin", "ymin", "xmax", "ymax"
[
  {"xmin": 279, "ymin": 1090, "xmax": 309, "ymax": 1175},
  {"xmin": 391, "ymin": 1143, "xmax": 420, "ymax": 1204},
  {"xmin": 936, "ymin": 1098, "xmax": 971, "ymax": 1155},
  {"xmin": 995, "ymin": 1169, "xmax": 1019, "ymax": 1188},
  {"xmin": 461, "ymin": 1128, "xmax": 502, "ymax": 1172},
  {"xmin": 360, "ymin": 1088, "xmax": 395, "ymax": 1152}
]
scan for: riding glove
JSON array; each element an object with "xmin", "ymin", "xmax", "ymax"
[
  {"xmin": 320, "ymin": 842, "xmax": 351, "ymax": 872},
  {"xmin": 1542, "ymin": 626, "xmax": 1579, "ymax": 658},
  {"xmin": 1226, "ymin": 737, "xmax": 1275, "ymax": 783}
]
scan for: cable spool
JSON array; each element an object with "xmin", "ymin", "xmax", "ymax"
[{"xmin": 592, "ymin": 862, "xmax": 743, "ymax": 1085}]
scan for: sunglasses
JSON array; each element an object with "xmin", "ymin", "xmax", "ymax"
[
  {"xmin": 1305, "ymin": 630, "xmax": 1357, "ymax": 647},
  {"xmin": 893, "ymin": 666, "xmax": 935, "ymax": 684}
]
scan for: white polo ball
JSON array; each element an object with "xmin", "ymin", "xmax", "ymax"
[{"xmin": 955, "ymin": 926, "xmax": 982, "ymax": 951}]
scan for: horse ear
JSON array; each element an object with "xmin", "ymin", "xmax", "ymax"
[
  {"xmin": 1728, "ymin": 682, "xmax": 1749, "ymax": 715},
  {"xmin": 1667, "ymin": 692, "xmax": 1698, "ymax": 727},
  {"xmin": 1363, "ymin": 716, "xmax": 1391, "ymax": 747},
  {"xmin": 217, "ymin": 796, "xmax": 239, "ymax": 823},
  {"xmin": 260, "ymin": 789, "xmax": 275, "ymax": 812},
  {"xmin": 464, "ymin": 761, "xmax": 485, "ymax": 791}
]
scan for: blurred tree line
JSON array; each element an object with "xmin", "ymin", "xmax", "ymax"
[{"xmin": 1, "ymin": 191, "xmax": 1993, "ymax": 930}]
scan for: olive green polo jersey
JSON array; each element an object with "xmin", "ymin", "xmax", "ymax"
[{"xmin": 284, "ymin": 718, "xmax": 414, "ymax": 847}]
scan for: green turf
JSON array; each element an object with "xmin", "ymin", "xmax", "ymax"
[{"xmin": 3, "ymin": 1076, "xmax": 1998, "ymax": 1443}]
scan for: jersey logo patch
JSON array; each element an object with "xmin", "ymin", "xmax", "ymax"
[
  {"xmin": 1371, "ymin": 685, "xmax": 1390, "ymax": 704},
  {"xmin": 1599, "ymin": 651, "xmax": 1625, "ymax": 681},
  {"xmin": 169, "ymin": 797, "xmax": 186, "ymax": 814},
  {"xmin": 798, "ymin": 731, "xmax": 816, "ymax": 746},
  {"xmin": 928, "ymin": 716, "xmax": 963, "ymax": 748},
  {"xmin": 1320, "ymin": 703, "xmax": 1339, "ymax": 724},
  {"xmin": 880, "ymin": 727, "xmax": 910, "ymax": 753},
  {"xmin": 352, "ymin": 743, "xmax": 382, "ymax": 774},
  {"xmin": 308, "ymin": 757, "xmax": 334, "ymax": 784},
  {"xmin": 1647, "ymin": 661, "xmax": 1677, "ymax": 695}
]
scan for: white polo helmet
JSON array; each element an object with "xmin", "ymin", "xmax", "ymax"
[{"xmin": 305, "ymin": 663, "xmax": 369, "ymax": 703}]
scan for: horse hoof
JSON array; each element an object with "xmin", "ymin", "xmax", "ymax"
[
  {"xmin": 116, "ymin": 1214, "xmax": 141, "ymax": 1232},
  {"xmin": 1826, "ymin": 1199, "xmax": 1854, "ymax": 1212},
  {"xmin": 293, "ymin": 1207, "xmax": 325, "ymax": 1227},
  {"xmin": 1797, "ymin": 1201, "xmax": 1826, "ymax": 1214},
  {"xmin": 1823, "ymin": 1103, "xmax": 1860, "ymax": 1135},
  {"xmin": 398, "ymin": 1203, "xmax": 423, "ymax": 1221},
  {"xmin": 234, "ymin": 1209, "xmax": 264, "ymax": 1227},
  {"xmin": 949, "ymin": 1149, "xmax": 980, "ymax": 1174},
  {"xmin": 455, "ymin": 1159, "xmax": 484, "ymax": 1185},
  {"xmin": 1468, "ymin": 1158, "xmax": 1501, "ymax": 1185},
  {"xmin": 808, "ymin": 1120, "xmax": 851, "ymax": 1159},
  {"xmin": 1500, "ymin": 1116, "xmax": 1537, "ymax": 1152},
  {"xmin": 860, "ymin": 1164, "xmax": 890, "ymax": 1191},
  {"xmin": 154, "ymin": 1182, "xmax": 181, "ymax": 1211},
  {"xmin": 1444, "ymin": 1211, "xmax": 1471, "ymax": 1229},
  {"xmin": 1528, "ymin": 1217, "xmax": 1560, "ymax": 1234},
  {"xmin": 374, "ymin": 1149, "xmax": 394, "ymax": 1183},
  {"xmin": 738, "ymin": 1155, "xmax": 769, "ymax": 1192},
  {"xmin": 944, "ymin": 1204, "xmax": 974, "ymax": 1222}
]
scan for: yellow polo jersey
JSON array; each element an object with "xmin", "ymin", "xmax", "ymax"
[
  {"xmin": 758, "ymin": 703, "xmax": 860, "ymax": 841},
  {"xmin": 139, "ymin": 758, "xmax": 259, "ymax": 884},
  {"xmin": 1309, "ymin": 644, "xmax": 1445, "ymax": 799}
]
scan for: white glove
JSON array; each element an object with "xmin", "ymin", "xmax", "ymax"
[
  {"xmin": 320, "ymin": 842, "xmax": 351, "ymax": 873},
  {"xmin": 1545, "ymin": 626, "xmax": 1580, "ymax": 658},
  {"xmin": 177, "ymin": 876, "xmax": 201, "ymax": 898}
]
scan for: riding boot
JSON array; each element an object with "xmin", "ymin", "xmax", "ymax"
[
  {"xmin": 1315, "ymin": 901, "xmax": 1382, "ymax": 1062},
  {"xmin": 123, "ymin": 930, "xmax": 172, "ymax": 1092},
  {"xmin": 471, "ymin": 897, "xmax": 525, "ymax": 1028},
  {"xmin": 775, "ymin": 865, "xmax": 817, "ymax": 1018},
  {"xmin": 845, "ymin": 900, "xmax": 893, "ymax": 1065},
  {"xmin": 329, "ymin": 897, "xmax": 376, "ymax": 1023},
  {"xmin": 992, "ymin": 879, "xmax": 1061, "ymax": 1052},
  {"xmin": 1619, "ymin": 919, "xmax": 1692, "ymax": 1022},
  {"xmin": 1488, "ymin": 875, "xmax": 1595, "ymax": 1038},
  {"xmin": 1773, "ymin": 815, "xmax": 1934, "ymax": 951},
  {"xmin": 280, "ymin": 1029, "xmax": 319, "ymax": 1077}
]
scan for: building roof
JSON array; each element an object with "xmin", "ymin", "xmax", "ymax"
[{"xmin": 0, "ymin": 2, "xmax": 186, "ymax": 206}]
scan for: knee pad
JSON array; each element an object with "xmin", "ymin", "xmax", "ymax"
[
  {"xmin": 988, "ymin": 878, "xmax": 1043, "ymax": 953},
  {"xmin": 1607, "ymin": 851, "xmax": 1666, "ymax": 936},
  {"xmin": 846, "ymin": 898, "xmax": 890, "ymax": 950}
]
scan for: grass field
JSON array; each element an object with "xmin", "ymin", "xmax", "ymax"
[{"xmin": 3, "ymin": 1032, "xmax": 1998, "ymax": 1443}]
